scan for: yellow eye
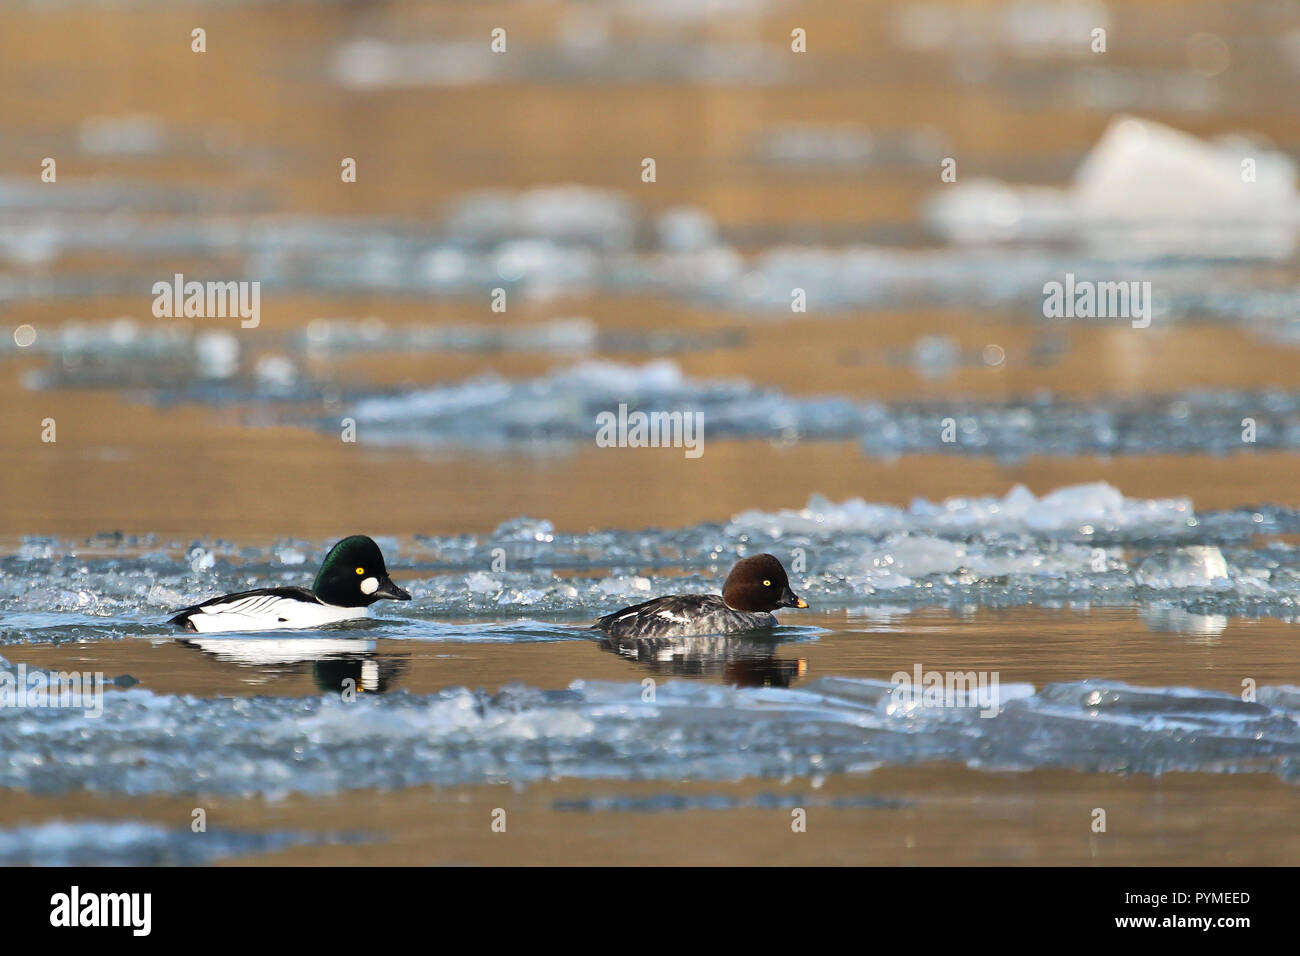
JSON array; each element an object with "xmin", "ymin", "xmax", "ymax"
[
  {"xmin": 355, "ymin": 567, "xmax": 365, "ymax": 575},
  {"xmin": 763, "ymin": 579, "xmax": 772, "ymax": 587}
]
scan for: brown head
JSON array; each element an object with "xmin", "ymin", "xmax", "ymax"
[{"xmin": 720, "ymin": 554, "xmax": 808, "ymax": 613}]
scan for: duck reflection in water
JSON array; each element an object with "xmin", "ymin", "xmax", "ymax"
[
  {"xmin": 178, "ymin": 637, "xmax": 408, "ymax": 694},
  {"xmin": 597, "ymin": 632, "xmax": 808, "ymax": 688}
]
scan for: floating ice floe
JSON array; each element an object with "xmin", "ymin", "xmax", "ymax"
[
  {"xmin": 896, "ymin": 0, "xmax": 1110, "ymax": 57},
  {"xmin": 0, "ymin": 177, "xmax": 216, "ymax": 216},
  {"xmin": 926, "ymin": 115, "xmax": 1300, "ymax": 258},
  {"xmin": 1134, "ymin": 546, "xmax": 1231, "ymax": 590},
  {"xmin": 331, "ymin": 36, "xmax": 789, "ymax": 89},
  {"xmin": 321, "ymin": 360, "xmax": 1300, "ymax": 458},
  {"xmin": 0, "ymin": 820, "xmax": 359, "ymax": 866},
  {"xmin": 333, "ymin": 38, "xmax": 502, "ymax": 89},
  {"xmin": 1, "ymin": 669, "xmax": 1296, "ymax": 796},
  {"xmin": 442, "ymin": 186, "xmax": 638, "ymax": 250},
  {"xmin": 0, "ymin": 317, "xmax": 188, "ymax": 358},
  {"xmin": 77, "ymin": 113, "xmax": 167, "ymax": 156},
  {"xmin": 5, "ymin": 319, "xmax": 247, "ymax": 389},
  {"xmin": 4, "ymin": 172, "xmax": 1299, "ymax": 329},
  {"xmin": 4, "ymin": 482, "xmax": 1300, "ymax": 637},
  {"xmin": 336, "ymin": 358, "xmax": 866, "ymax": 448},
  {"xmin": 732, "ymin": 482, "xmax": 1193, "ymax": 538},
  {"xmin": 856, "ymin": 389, "xmax": 1300, "ymax": 459},
  {"xmin": 7, "ymin": 318, "xmax": 723, "ymax": 395},
  {"xmin": 752, "ymin": 123, "xmax": 946, "ymax": 169},
  {"xmin": 297, "ymin": 316, "xmax": 599, "ymax": 356}
]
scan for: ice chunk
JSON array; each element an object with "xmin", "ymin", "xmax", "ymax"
[
  {"xmin": 1074, "ymin": 116, "xmax": 1295, "ymax": 218},
  {"xmin": 731, "ymin": 483, "xmax": 1193, "ymax": 538},
  {"xmin": 656, "ymin": 206, "xmax": 719, "ymax": 252},
  {"xmin": 0, "ymin": 673, "xmax": 1297, "ymax": 797},
  {"xmin": 443, "ymin": 186, "xmax": 637, "ymax": 250},
  {"xmin": 254, "ymin": 355, "xmax": 297, "ymax": 388},
  {"xmin": 466, "ymin": 572, "xmax": 501, "ymax": 595},
  {"xmin": 333, "ymin": 38, "xmax": 499, "ymax": 89},
  {"xmin": 926, "ymin": 115, "xmax": 1300, "ymax": 258},
  {"xmin": 4, "ymin": 484, "xmax": 1299, "ymax": 639},
  {"xmin": 0, "ymin": 820, "xmax": 353, "ymax": 866},
  {"xmin": 1135, "ymin": 546, "xmax": 1231, "ymax": 589},
  {"xmin": 78, "ymin": 114, "xmax": 167, "ymax": 156},
  {"xmin": 194, "ymin": 331, "xmax": 239, "ymax": 380},
  {"xmin": 911, "ymin": 335, "xmax": 960, "ymax": 380},
  {"xmin": 491, "ymin": 517, "xmax": 556, "ymax": 543}
]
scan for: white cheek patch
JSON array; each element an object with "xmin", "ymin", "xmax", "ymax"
[{"xmin": 360, "ymin": 576, "xmax": 379, "ymax": 595}]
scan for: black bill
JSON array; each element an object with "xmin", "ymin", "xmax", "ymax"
[{"xmin": 374, "ymin": 576, "xmax": 412, "ymax": 601}]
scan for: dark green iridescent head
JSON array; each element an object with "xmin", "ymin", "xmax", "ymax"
[{"xmin": 312, "ymin": 535, "xmax": 411, "ymax": 607}]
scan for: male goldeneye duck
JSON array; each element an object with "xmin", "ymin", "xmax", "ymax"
[
  {"xmin": 593, "ymin": 553, "xmax": 808, "ymax": 639},
  {"xmin": 167, "ymin": 535, "xmax": 411, "ymax": 633}
]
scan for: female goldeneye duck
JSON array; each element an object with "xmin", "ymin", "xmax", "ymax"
[
  {"xmin": 167, "ymin": 535, "xmax": 411, "ymax": 633},
  {"xmin": 593, "ymin": 553, "xmax": 808, "ymax": 639}
]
